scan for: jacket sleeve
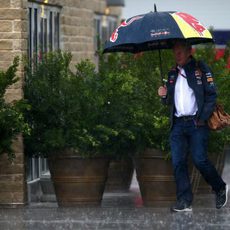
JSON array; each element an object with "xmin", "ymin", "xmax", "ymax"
[{"xmin": 198, "ymin": 61, "xmax": 217, "ymax": 122}]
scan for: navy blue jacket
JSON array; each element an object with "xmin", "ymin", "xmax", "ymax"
[{"xmin": 163, "ymin": 57, "xmax": 217, "ymax": 127}]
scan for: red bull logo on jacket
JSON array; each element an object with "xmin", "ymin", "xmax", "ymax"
[{"xmin": 110, "ymin": 16, "xmax": 143, "ymax": 42}]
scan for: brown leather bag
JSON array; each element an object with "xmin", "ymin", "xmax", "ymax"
[{"xmin": 208, "ymin": 104, "xmax": 230, "ymax": 130}]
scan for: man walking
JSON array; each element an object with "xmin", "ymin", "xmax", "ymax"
[{"xmin": 158, "ymin": 40, "xmax": 228, "ymax": 212}]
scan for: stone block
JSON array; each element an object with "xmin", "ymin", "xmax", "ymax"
[
  {"xmin": 68, "ymin": 36, "xmax": 92, "ymax": 43},
  {"xmin": 7, "ymin": 76, "xmax": 24, "ymax": 90},
  {"xmin": 64, "ymin": 0, "xmax": 74, "ymax": 6},
  {"xmin": 78, "ymin": 27, "xmax": 94, "ymax": 37},
  {"xmin": 4, "ymin": 88, "xmax": 23, "ymax": 103},
  {"xmin": 0, "ymin": 51, "xmax": 22, "ymax": 62},
  {"xmin": 2, "ymin": 149, "xmax": 21, "ymax": 158},
  {"xmin": 64, "ymin": 7, "xmax": 80, "ymax": 17},
  {"xmin": 0, "ymin": 61, "xmax": 12, "ymax": 70},
  {"xmin": 14, "ymin": 152, "xmax": 24, "ymax": 164},
  {"xmin": 0, "ymin": 21, "xmax": 12, "ymax": 32},
  {"xmin": 13, "ymin": 39, "xmax": 27, "ymax": 51},
  {"xmin": 0, "ymin": 173, "xmax": 23, "ymax": 181},
  {"xmin": 12, "ymin": 135, "xmax": 24, "ymax": 153},
  {"xmin": 0, "ymin": 191, "xmax": 25, "ymax": 204},
  {"xmin": 13, "ymin": 20, "xmax": 28, "ymax": 32},
  {"xmin": 0, "ymin": 163, "xmax": 24, "ymax": 175},
  {"xmin": 5, "ymin": 81, "xmax": 22, "ymax": 90},
  {"xmin": 71, "ymin": 51, "xmax": 94, "ymax": 64},
  {"xmin": 0, "ymin": 9, "xmax": 24, "ymax": 20},
  {"xmin": 0, "ymin": 179, "xmax": 24, "ymax": 192},
  {"xmin": 91, "ymin": 0, "xmax": 106, "ymax": 13},
  {"xmin": 0, "ymin": 0, "xmax": 11, "ymax": 8},
  {"xmin": 62, "ymin": 25, "xmax": 80, "ymax": 36},
  {"xmin": 0, "ymin": 32, "xmax": 22, "ymax": 39},
  {"xmin": 11, "ymin": 0, "xmax": 28, "ymax": 8},
  {"xmin": 0, "ymin": 40, "xmax": 13, "ymax": 50},
  {"xmin": 79, "ymin": 10, "xmax": 93, "ymax": 19},
  {"xmin": 0, "ymin": 151, "xmax": 24, "ymax": 165},
  {"xmin": 62, "ymin": 16, "xmax": 82, "ymax": 27}
]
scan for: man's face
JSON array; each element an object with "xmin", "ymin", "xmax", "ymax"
[{"xmin": 172, "ymin": 43, "xmax": 192, "ymax": 67}]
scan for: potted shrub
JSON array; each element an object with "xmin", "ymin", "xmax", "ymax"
[
  {"xmin": 97, "ymin": 53, "xmax": 137, "ymax": 192},
  {"xmin": 100, "ymin": 51, "xmax": 180, "ymax": 205},
  {"xmin": 24, "ymin": 52, "xmax": 112, "ymax": 207},
  {"xmin": 0, "ymin": 57, "xmax": 29, "ymax": 161},
  {"xmin": 121, "ymin": 51, "xmax": 180, "ymax": 205},
  {"xmin": 104, "ymin": 157, "xmax": 134, "ymax": 192},
  {"xmin": 98, "ymin": 52, "xmax": 163, "ymax": 192}
]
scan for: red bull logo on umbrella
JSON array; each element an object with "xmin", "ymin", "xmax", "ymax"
[
  {"xmin": 110, "ymin": 16, "xmax": 143, "ymax": 43},
  {"xmin": 176, "ymin": 12, "xmax": 206, "ymax": 36}
]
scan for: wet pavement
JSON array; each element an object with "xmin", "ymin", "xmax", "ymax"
[
  {"xmin": 0, "ymin": 189, "xmax": 230, "ymax": 230},
  {"xmin": 1, "ymin": 180, "xmax": 230, "ymax": 230},
  {"xmin": 1, "ymin": 151, "xmax": 230, "ymax": 230}
]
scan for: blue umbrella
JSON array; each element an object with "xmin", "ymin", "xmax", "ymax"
[
  {"xmin": 104, "ymin": 5, "xmax": 213, "ymax": 53},
  {"xmin": 103, "ymin": 5, "xmax": 213, "ymax": 82}
]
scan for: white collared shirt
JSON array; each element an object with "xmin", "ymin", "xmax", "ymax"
[{"xmin": 174, "ymin": 67, "xmax": 198, "ymax": 117}]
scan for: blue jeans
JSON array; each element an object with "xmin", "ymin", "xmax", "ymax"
[{"xmin": 170, "ymin": 117, "xmax": 226, "ymax": 204}]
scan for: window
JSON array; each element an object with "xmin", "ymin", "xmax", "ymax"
[
  {"xmin": 104, "ymin": 16, "xmax": 117, "ymax": 44},
  {"xmin": 26, "ymin": 157, "xmax": 48, "ymax": 181},
  {"xmin": 107, "ymin": 0, "xmax": 125, "ymax": 7},
  {"xmin": 28, "ymin": 1, "xmax": 61, "ymax": 63},
  {"xmin": 94, "ymin": 15, "xmax": 103, "ymax": 52},
  {"xmin": 94, "ymin": 14, "xmax": 117, "ymax": 51},
  {"xmin": 94, "ymin": 14, "xmax": 117, "ymax": 68},
  {"xmin": 27, "ymin": 1, "xmax": 61, "ymax": 182}
]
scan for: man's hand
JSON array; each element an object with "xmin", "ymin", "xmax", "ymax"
[{"xmin": 158, "ymin": 86, "xmax": 167, "ymax": 97}]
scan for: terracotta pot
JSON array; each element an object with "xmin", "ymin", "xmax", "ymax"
[
  {"xmin": 48, "ymin": 150, "xmax": 109, "ymax": 207},
  {"xmin": 134, "ymin": 148, "xmax": 195, "ymax": 207},
  {"xmin": 105, "ymin": 157, "xmax": 134, "ymax": 192}
]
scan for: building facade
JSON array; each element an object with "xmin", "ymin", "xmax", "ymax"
[{"xmin": 0, "ymin": 0, "xmax": 124, "ymax": 206}]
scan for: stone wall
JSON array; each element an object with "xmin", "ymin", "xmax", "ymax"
[
  {"xmin": 0, "ymin": 0, "xmax": 27, "ymax": 206},
  {"xmin": 0, "ymin": 135, "xmax": 26, "ymax": 206},
  {"xmin": 48, "ymin": 0, "xmax": 107, "ymax": 65},
  {"xmin": 0, "ymin": 0, "xmax": 122, "ymax": 205},
  {"xmin": 47, "ymin": 0, "xmax": 122, "ymax": 65}
]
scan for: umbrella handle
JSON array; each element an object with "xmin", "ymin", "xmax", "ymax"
[
  {"xmin": 158, "ymin": 49, "xmax": 167, "ymax": 99},
  {"xmin": 158, "ymin": 49, "xmax": 164, "ymax": 85}
]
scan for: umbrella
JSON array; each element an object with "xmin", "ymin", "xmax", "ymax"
[{"xmin": 103, "ymin": 5, "xmax": 213, "ymax": 82}]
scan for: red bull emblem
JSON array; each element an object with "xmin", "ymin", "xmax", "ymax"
[
  {"xmin": 110, "ymin": 16, "xmax": 143, "ymax": 42},
  {"xmin": 176, "ymin": 12, "xmax": 206, "ymax": 36}
]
